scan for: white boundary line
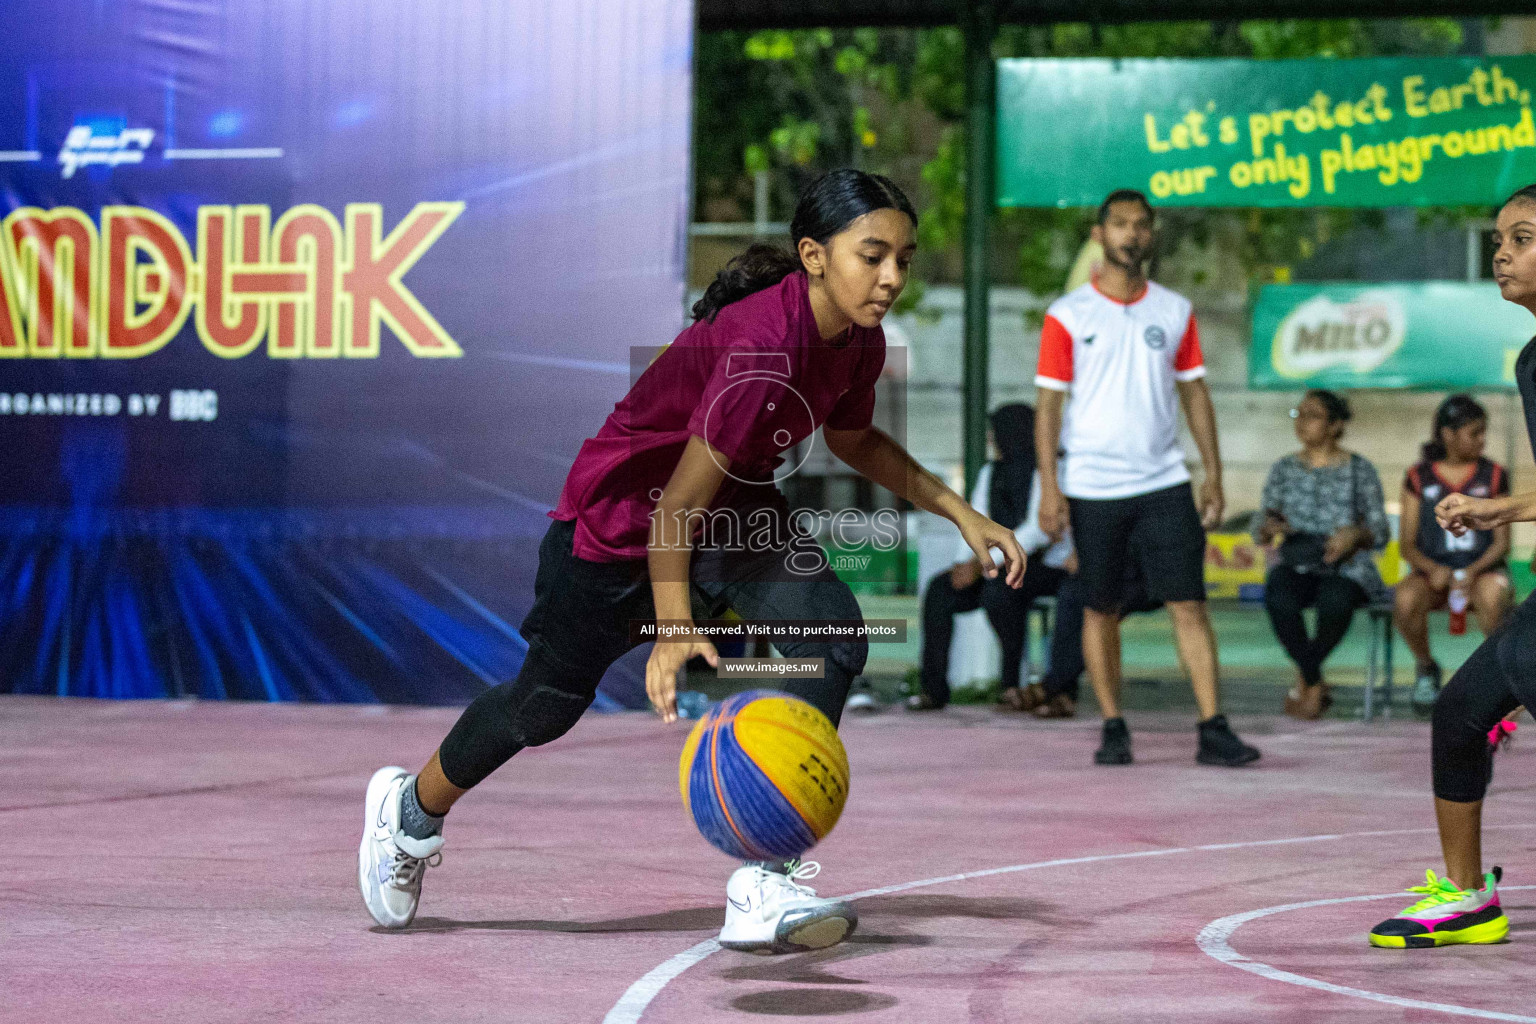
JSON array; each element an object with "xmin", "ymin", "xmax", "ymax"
[
  {"xmin": 1198, "ymin": 887, "xmax": 1536, "ymax": 1022},
  {"xmin": 0, "ymin": 151, "xmax": 40, "ymax": 161},
  {"xmin": 605, "ymin": 939, "xmax": 721, "ymax": 1022},
  {"xmin": 603, "ymin": 824, "xmax": 1534, "ymax": 1024}
]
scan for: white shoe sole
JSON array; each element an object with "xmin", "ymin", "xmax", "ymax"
[
  {"xmin": 358, "ymin": 766, "xmax": 411, "ymax": 929},
  {"xmin": 719, "ymin": 902, "xmax": 858, "ymax": 955}
]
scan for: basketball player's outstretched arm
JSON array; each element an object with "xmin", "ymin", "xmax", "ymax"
[
  {"xmin": 1413, "ymin": 488, "xmax": 1510, "ymax": 584},
  {"xmin": 824, "ymin": 424, "xmax": 1026, "ymax": 588},
  {"xmin": 646, "ymin": 435, "xmax": 729, "ymax": 723},
  {"xmin": 1437, "ymin": 489, "xmax": 1536, "ymax": 533}
]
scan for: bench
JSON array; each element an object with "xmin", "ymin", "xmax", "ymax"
[
  {"xmin": 1361, "ymin": 602, "xmax": 1396, "ymax": 721},
  {"xmin": 1029, "ymin": 594, "xmax": 1398, "ymax": 717}
]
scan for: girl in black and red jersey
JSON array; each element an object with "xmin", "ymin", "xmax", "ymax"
[{"xmin": 1394, "ymin": 395, "xmax": 1513, "ymax": 717}]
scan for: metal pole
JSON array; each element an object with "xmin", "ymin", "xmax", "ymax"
[
  {"xmin": 961, "ymin": 0, "xmax": 996, "ymax": 497},
  {"xmin": 753, "ymin": 169, "xmax": 770, "ymax": 238}
]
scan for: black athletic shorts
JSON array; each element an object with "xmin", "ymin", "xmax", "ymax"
[{"xmin": 1068, "ymin": 482, "xmax": 1207, "ymax": 613}]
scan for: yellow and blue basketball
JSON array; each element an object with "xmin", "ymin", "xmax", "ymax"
[{"xmin": 679, "ymin": 690, "xmax": 849, "ymax": 861}]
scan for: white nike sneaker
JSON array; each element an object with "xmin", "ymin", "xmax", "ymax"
[
  {"xmin": 358, "ymin": 766, "xmax": 443, "ymax": 929},
  {"xmin": 717, "ymin": 860, "xmax": 858, "ymax": 954}
]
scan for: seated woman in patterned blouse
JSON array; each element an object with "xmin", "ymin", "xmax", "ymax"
[{"xmin": 1252, "ymin": 390, "xmax": 1389, "ymax": 719}]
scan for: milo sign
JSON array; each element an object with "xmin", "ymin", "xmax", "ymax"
[{"xmin": 1250, "ymin": 281, "xmax": 1531, "ymax": 391}]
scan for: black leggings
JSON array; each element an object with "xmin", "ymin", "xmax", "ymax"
[
  {"xmin": 1432, "ymin": 593, "xmax": 1536, "ymax": 802},
  {"xmin": 918, "ymin": 564, "xmax": 1065, "ymax": 705},
  {"xmin": 1263, "ymin": 566, "xmax": 1367, "ymax": 686},
  {"xmin": 437, "ymin": 509, "xmax": 868, "ymax": 791}
]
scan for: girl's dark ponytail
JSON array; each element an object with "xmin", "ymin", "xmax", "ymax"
[
  {"xmin": 690, "ymin": 168, "xmax": 917, "ymax": 323},
  {"xmin": 1421, "ymin": 393, "xmax": 1486, "ymax": 463},
  {"xmin": 690, "ymin": 244, "xmax": 800, "ymax": 323}
]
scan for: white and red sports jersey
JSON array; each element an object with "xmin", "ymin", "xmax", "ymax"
[{"xmin": 1035, "ymin": 279, "xmax": 1205, "ymax": 500}]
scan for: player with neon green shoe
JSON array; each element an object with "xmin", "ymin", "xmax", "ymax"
[
  {"xmin": 1369, "ymin": 868, "xmax": 1509, "ymax": 949},
  {"xmin": 1368, "ymin": 185, "xmax": 1536, "ymax": 950}
]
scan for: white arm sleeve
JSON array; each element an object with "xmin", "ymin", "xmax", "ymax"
[{"xmin": 1013, "ymin": 474, "xmax": 1051, "ymax": 554}]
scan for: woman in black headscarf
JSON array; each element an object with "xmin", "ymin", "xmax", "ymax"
[
  {"xmin": 909, "ymin": 404, "xmax": 1072, "ymax": 710},
  {"xmin": 987, "ymin": 403, "xmax": 1037, "ymax": 539}
]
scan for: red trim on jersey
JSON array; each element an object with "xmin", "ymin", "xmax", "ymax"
[
  {"xmin": 1037, "ymin": 313, "xmax": 1074, "ymax": 383},
  {"xmin": 1174, "ymin": 313, "xmax": 1204, "ymax": 373},
  {"xmin": 1406, "ymin": 464, "xmax": 1422, "ymax": 496},
  {"xmin": 1089, "ymin": 276, "xmax": 1149, "ymax": 306},
  {"xmin": 1431, "ymin": 460, "xmax": 1479, "ymax": 492}
]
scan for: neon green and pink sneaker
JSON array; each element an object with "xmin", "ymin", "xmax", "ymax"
[{"xmin": 1369, "ymin": 868, "xmax": 1509, "ymax": 949}]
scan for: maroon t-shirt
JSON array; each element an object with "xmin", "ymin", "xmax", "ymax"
[{"xmin": 551, "ymin": 270, "xmax": 885, "ymax": 561}]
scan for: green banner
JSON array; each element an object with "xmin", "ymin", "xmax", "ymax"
[
  {"xmin": 998, "ymin": 57, "xmax": 1536, "ymax": 208},
  {"xmin": 1249, "ymin": 282, "xmax": 1534, "ymax": 390}
]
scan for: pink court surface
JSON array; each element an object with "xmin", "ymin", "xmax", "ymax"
[{"xmin": 6, "ymin": 694, "xmax": 1534, "ymax": 1024}]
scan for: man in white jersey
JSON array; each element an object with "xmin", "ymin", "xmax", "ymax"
[{"xmin": 1034, "ymin": 190, "xmax": 1260, "ymax": 768}]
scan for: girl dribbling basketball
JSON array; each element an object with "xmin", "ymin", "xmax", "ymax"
[{"xmin": 357, "ymin": 169, "xmax": 1027, "ymax": 953}]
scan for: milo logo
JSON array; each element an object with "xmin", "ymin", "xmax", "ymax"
[{"xmin": 1271, "ymin": 290, "xmax": 1406, "ymax": 379}]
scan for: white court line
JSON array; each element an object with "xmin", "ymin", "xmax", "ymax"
[
  {"xmin": 605, "ymin": 939, "xmax": 721, "ymax": 1022},
  {"xmin": 1264, "ymin": 721, "xmax": 1369, "ymax": 743},
  {"xmin": 0, "ymin": 151, "xmax": 40, "ymax": 161},
  {"xmin": 163, "ymin": 148, "xmax": 284, "ymax": 159},
  {"xmin": 1198, "ymin": 887, "xmax": 1536, "ymax": 1022},
  {"xmin": 603, "ymin": 824, "xmax": 1535, "ymax": 1024}
]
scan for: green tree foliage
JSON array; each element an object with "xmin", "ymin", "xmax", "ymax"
[
  {"xmin": 694, "ymin": 18, "xmax": 1475, "ymax": 298},
  {"xmin": 694, "ymin": 29, "xmax": 917, "ymax": 223}
]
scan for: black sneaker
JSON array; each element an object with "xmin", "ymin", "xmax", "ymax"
[
  {"xmin": 1094, "ymin": 717, "xmax": 1133, "ymax": 765},
  {"xmin": 1197, "ymin": 714, "xmax": 1261, "ymax": 766}
]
